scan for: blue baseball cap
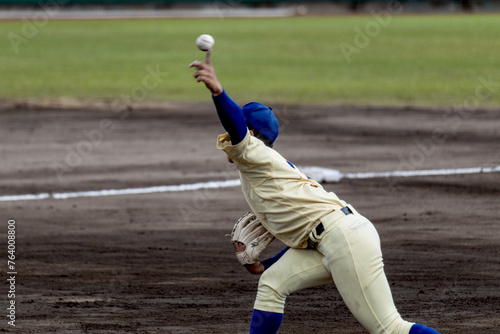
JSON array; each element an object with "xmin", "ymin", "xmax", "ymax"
[{"xmin": 242, "ymin": 102, "xmax": 279, "ymax": 143}]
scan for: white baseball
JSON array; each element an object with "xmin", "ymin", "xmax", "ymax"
[{"xmin": 196, "ymin": 34, "xmax": 215, "ymax": 52}]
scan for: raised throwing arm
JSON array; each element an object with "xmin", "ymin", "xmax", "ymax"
[{"xmin": 189, "ymin": 60, "xmax": 247, "ymax": 145}]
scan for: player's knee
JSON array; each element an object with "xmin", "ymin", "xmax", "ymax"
[{"xmin": 254, "ymin": 270, "xmax": 287, "ymax": 313}]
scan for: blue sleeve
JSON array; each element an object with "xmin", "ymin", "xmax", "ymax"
[
  {"xmin": 212, "ymin": 89, "xmax": 248, "ymax": 145},
  {"xmin": 261, "ymin": 247, "xmax": 290, "ymax": 271}
]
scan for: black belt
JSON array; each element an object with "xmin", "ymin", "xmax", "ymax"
[
  {"xmin": 340, "ymin": 206, "xmax": 353, "ymax": 216},
  {"xmin": 308, "ymin": 206, "xmax": 353, "ymax": 249},
  {"xmin": 314, "ymin": 206, "xmax": 352, "ymax": 236}
]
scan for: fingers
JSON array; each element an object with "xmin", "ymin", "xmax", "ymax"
[
  {"xmin": 192, "ymin": 71, "xmax": 203, "ymax": 81},
  {"xmin": 188, "ymin": 60, "xmax": 204, "ymax": 69},
  {"xmin": 192, "ymin": 67, "xmax": 214, "ymax": 84},
  {"xmin": 190, "ymin": 62, "xmax": 211, "ymax": 78},
  {"xmin": 190, "ymin": 59, "xmax": 222, "ymax": 95},
  {"xmin": 232, "ymin": 241, "xmax": 246, "ymax": 252},
  {"xmin": 189, "ymin": 59, "xmax": 211, "ymax": 70},
  {"xmin": 205, "ymin": 49, "xmax": 212, "ymax": 65},
  {"xmin": 192, "ymin": 72, "xmax": 212, "ymax": 84},
  {"xmin": 192, "ymin": 68, "xmax": 205, "ymax": 79}
]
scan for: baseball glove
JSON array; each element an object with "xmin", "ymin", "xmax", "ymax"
[{"xmin": 230, "ymin": 212, "xmax": 275, "ymax": 265}]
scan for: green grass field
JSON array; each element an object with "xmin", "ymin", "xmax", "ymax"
[{"xmin": 1, "ymin": 14, "xmax": 499, "ymax": 106}]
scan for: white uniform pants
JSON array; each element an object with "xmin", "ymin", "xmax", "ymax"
[{"xmin": 254, "ymin": 211, "xmax": 414, "ymax": 334}]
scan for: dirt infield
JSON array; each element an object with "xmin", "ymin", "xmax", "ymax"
[{"xmin": 1, "ymin": 103, "xmax": 499, "ymax": 333}]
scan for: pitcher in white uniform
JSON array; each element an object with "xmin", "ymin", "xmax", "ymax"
[{"xmin": 190, "ymin": 57, "xmax": 442, "ymax": 334}]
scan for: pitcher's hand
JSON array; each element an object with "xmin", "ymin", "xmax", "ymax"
[{"xmin": 189, "ymin": 60, "xmax": 223, "ymax": 96}]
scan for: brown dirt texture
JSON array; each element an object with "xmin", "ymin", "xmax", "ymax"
[{"xmin": 1, "ymin": 102, "xmax": 499, "ymax": 333}]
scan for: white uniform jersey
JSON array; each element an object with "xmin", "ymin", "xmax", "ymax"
[{"xmin": 217, "ymin": 130, "xmax": 347, "ymax": 248}]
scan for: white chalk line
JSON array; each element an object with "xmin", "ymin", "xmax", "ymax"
[
  {"xmin": 302, "ymin": 165, "xmax": 500, "ymax": 183},
  {"xmin": 1, "ymin": 165, "xmax": 498, "ymax": 202}
]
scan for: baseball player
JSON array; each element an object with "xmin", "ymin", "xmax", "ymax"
[{"xmin": 189, "ymin": 57, "xmax": 441, "ymax": 334}]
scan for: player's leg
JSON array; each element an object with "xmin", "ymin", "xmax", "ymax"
[
  {"xmin": 249, "ymin": 309, "xmax": 283, "ymax": 334},
  {"xmin": 250, "ymin": 248, "xmax": 332, "ymax": 334},
  {"xmin": 318, "ymin": 214, "xmax": 440, "ymax": 334}
]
